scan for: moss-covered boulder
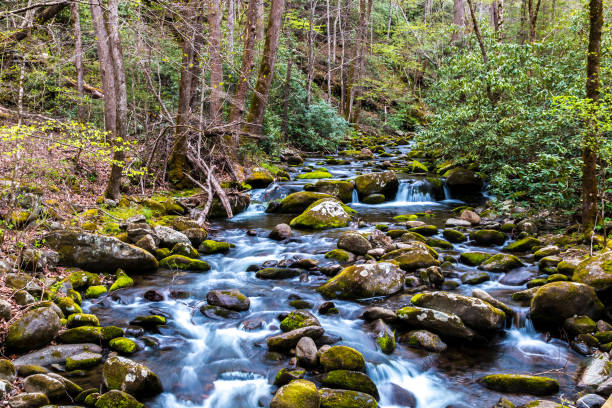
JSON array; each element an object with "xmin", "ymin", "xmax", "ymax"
[
  {"xmin": 58, "ymin": 326, "xmax": 106, "ymax": 343},
  {"xmin": 503, "ymin": 237, "xmax": 543, "ymax": 253},
  {"xmin": 44, "ymin": 230, "xmax": 158, "ymax": 274},
  {"xmin": 245, "ymin": 168, "xmax": 274, "ymax": 188},
  {"xmin": 280, "ymin": 310, "xmax": 321, "ymax": 332},
  {"xmin": 56, "ymin": 296, "xmax": 82, "ymax": 316},
  {"xmin": 471, "ymin": 230, "xmax": 506, "ymax": 246},
  {"xmin": 206, "ymin": 289, "xmax": 250, "ymax": 311},
  {"xmin": 411, "ymin": 292, "xmax": 505, "ymax": 332},
  {"xmin": 67, "ymin": 313, "xmax": 100, "ymax": 328},
  {"xmin": 274, "ymin": 368, "xmax": 306, "ymax": 386},
  {"xmin": 319, "ymin": 388, "xmax": 377, "ymax": 408},
  {"xmin": 95, "ymin": 390, "xmax": 144, "ymax": 408},
  {"xmin": 209, "ymin": 191, "xmax": 251, "ymax": 219},
  {"xmin": 362, "ymin": 194, "xmax": 386, "ymax": 204},
  {"xmin": 198, "ymin": 240, "xmax": 232, "ymax": 254},
  {"xmin": 400, "ymin": 329, "xmax": 447, "ymax": 352},
  {"xmin": 443, "ymin": 229, "xmax": 467, "ymax": 243},
  {"xmin": 7, "ymin": 393, "xmax": 49, "ymax": 407},
  {"xmin": 396, "ymin": 306, "xmax": 475, "ymax": 340},
  {"xmin": 305, "ymin": 180, "xmax": 355, "ymax": 203},
  {"xmin": 266, "ymin": 326, "xmax": 325, "ymax": 351},
  {"xmin": 102, "ymin": 356, "xmax": 162, "ymax": 397},
  {"xmin": 23, "ymin": 373, "xmax": 67, "ymax": 400},
  {"xmin": 530, "ymin": 282, "xmax": 604, "ymax": 328},
  {"xmin": 460, "ymin": 251, "xmax": 493, "ymax": 266},
  {"xmin": 354, "ymin": 171, "xmax": 399, "ymax": 200},
  {"xmin": 159, "ymin": 255, "xmax": 210, "ymax": 271},
  {"xmin": 325, "ymin": 249, "xmax": 354, "ymax": 263},
  {"xmin": 297, "ymin": 170, "xmax": 333, "ymax": 179},
  {"xmin": 337, "ymin": 231, "xmax": 372, "ymax": 255},
  {"xmin": 66, "ymin": 351, "xmax": 103, "ymax": 370},
  {"xmin": 572, "ymin": 252, "xmax": 612, "ymax": 291},
  {"xmin": 67, "ymin": 268, "xmax": 100, "ymax": 290},
  {"xmin": 480, "ymin": 254, "xmax": 524, "ymax": 272},
  {"xmin": 319, "ymin": 370, "xmax": 379, "ymax": 400},
  {"xmin": 270, "ymin": 379, "xmax": 320, "ymax": 408},
  {"xmin": 109, "ymin": 270, "xmax": 134, "ymax": 292},
  {"xmin": 170, "ymin": 242, "xmax": 199, "ymax": 258},
  {"xmin": 445, "ymin": 168, "xmax": 483, "ymax": 195},
  {"xmin": 564, "ymin": 316, "xmax": 596, "ymax": 336},
  {"xmin": 380, "ymin": 242, "xmax": 439, "ymax": 271},
  {"xmin": 409, "ymin": 225, "xmax": 438, "ymax": 236},
  {"xmin": 0, "ymin": 359, "xmax": 16, "ymax": 382},
  {"xmin": 319, "ymin": 345, "xmax": 366, "ymax": 372},
  {"xmin": 85, "ymin": 285, "xmax": 107, "ymax": 298},
  {"xmin": 256, "ymin": 267, "xmax": 302, "ymax": 279},
  {"xmin": 130, "ymin": 315, "xmax": 166, "ymax": 328},
  {"xmin": 373, "ymin": 319, "xmax": 396, "ymax": 354},
  {"xmin": 317, "ymin": 262, "xmax": 404, "ymax": 300},
  {"xmin": 426, "ymin": 238, "xmax": 453, "ymax": 249},
  {"xmin": 271, "ymin": 192, "xmax": 333, "ymax": 213},
  {"xmin": 290, "ymin": 198, "xmax": 354, "ymax": 230},
  {"xmin": 6, "ymin": 307, "xmax": 61, "ymax": 351},
  {"xmin": 478, "ymin": 374, "xmax": 559, "ymax": 395}
]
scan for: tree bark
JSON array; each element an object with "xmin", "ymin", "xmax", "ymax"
[
  {"xmin": 226, "ymin": 0, "xmax": 235, "ymax": 57},
  {"xmin": 243, "ymin": 0, "xmax": 286, "ymax": 139},
  {"xmin": 424, "ymin": 0, "xmax": 433, "ymax": 19},
  {"xmin": 527, "ymin": 0, "xmax": 542, "ymax": 42},
  {"xmin": 451, "ymin": 0, "xmax": 465, "ymax": 42},
  {"xmin": 255, "ymin": 0, "xmax": 265, "ymax": 44},
  {"xmin": 582, "ymin": 0, "xmax": 603, "ymax": 233},
  {"xmin": 306, "ymin": 0, "xmax": 317, "ymax": 108},
  {"xmin": 326, "ymin": 0, "xmax": 332, "ymax": 102},
  {"xmin": 208, "ymin": 0, "xmax": 223, "ymax": 124},
  {"xmin": 71, "ymin": 2, "xmax": 85, "ymax": 121},
  {"xmin": 281, "ymin": 56, "xmax": 293, "ymax": 140},
  {"xmin": 345, "ymin": 0, "xmax": 373, "ymax": 123}
]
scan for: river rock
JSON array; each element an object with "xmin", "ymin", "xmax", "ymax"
[
  {"xmin": 572, "ymin": 252, "xmax": 612, "ymax": 291},
  {"xmin": 372, "ymin": 318, "xmax": 396, "ymax": 354},
  {"xmin": 290, "ymin": 198, "xmax": 353, "ymax": 229},
  {"xmin": 267, "ymin": 326, "xmax": 325, "ymax": 351},
  {"xmin": 337, "ymin": 231, "xmax": 372, "ymax": 255},
  {"xmin": 354, "ymin": 170, "xmax": 399, "ymax": 200},
  {"xmin": 95, "ymin": 390, "xmax": 144, "ymax": 408},
  {"xmin": 209, "ymin": 191, "xmax": 251, "ymax": 219},
  {"xmin": 399, "ymin": 330, "xmax": 447, "ymax": 352},
  {"xmin": 411, "ymin": 292, "xmax": 505, "ymax": 332},
  {"xmin": 0, "ymin": 360, "xmax": 16, "ymax": 382},
  {"xmin": 319, "ymin": 388, "xmax": 377, "ymax": 408},
  {"xmin": 319, "ymin": 345, "xmax": 366, "ymax": 372},
  {"xmin": 576, "ymin": 394, "xmax": 606, "ymax": 408},
  {"xmin": 270, "ymin": 379, "xmax": 320, "ymax": 408},
  {"xmin": 478, "ymin": 374, "xmax": 559, "ymax": 395},
  {"xmin": 256, "ymin": 267, "xmax": 302, "ymax": 279},
  {"xmin": 269, "ymin": 223, "xmax": 292, "ymax": 240},
  {"xmin": 503, "ymin": 237, "xmax": 543, "ymax": 253},
  {"xmin": 102, "ymin": 356, "xmax": 162, "ymax": 397},
  {"xmin": 578, "ymin": 352, "xmax": 611, "ymax": 391},
  {"xmin": 65, "ymin": 352, "xmax": 103, "ymax": 370},
  {"xmin": 446, "ymin": 218, "xmax": 472, "ymax": 227},
  {"xmin": 246, "ymin": 168, "xmax": 274, "ymax": 188},
  {"xmin": 7, "ymin": 392, "xmax": 50, "ymax": 408},
  {"xmin": 13, "ymin": 344, "xmax": 102, "ymax": 367},
  {"xmin": 530, "ymin": 282, "xmax": 604, "ymax": 328},
  {"xmin": 381, "ymin": 242, "xmax": 439, "ymax": 271},
  {"xmin": 471, "ymin": 230, "xmax": 506, "ymax": 246},
  {"xmin": 460, "ymin": 210, "xmax": 481, "ymax": 225},
  {"xmin": 459, "ymin": 251, "xmax": 492, "ymax": 266},
  {"xmin": 480, "ymin": 254, "xmax": 524, "ymax": 272},
  {"xmin": 471, "ymin": 289, "xmax": 514, "ymax": 318},
  {"xmin": 296, "ymin": 336, "xmax": 318, "ymax": 367},
  {"xmin": 396, "ymin": 306, "xmax": 476, "ymax": 340},
  {"xmin": 319, "ymin": 370, "xmax": 379, "ymax": 399},
  {"xmin": 306, "ymin": 180, "xmax": 355, "ymax": 203},
  {"xmin": 360, "ymin": 307, "xmax": 397, "ymax": 321},
  {"xmin": 0, "ymin": 299, "xmax": 11, "ymax": 321},
  {"xmin": 317, "ymin": 262, "xmax": 404, "ymax": 299},
  {"xmin": 6, "ymin": 307, "xmax": 61, "ymax": 352},
  {"xmin": 445, "ymin": 168, "xmax": 483, "ymax": 194},
  {"xmin": 280, "ymin": 310, "xmax": 321, "ymax": 331},
  {"xmin": 154, "ymin": 225, "xmax": 191, "ymax": 248},
  {"xmin": 206, "ymin": 289, "xmax": 250, "ymax": 311},
  {"xmin": 44, "ymin": 230, "xmax": 158, "ymax": 273},
  {"xmin": 23, "ymin": 374, "xmax": 67, "ymax": 401},
  {"xmin": 274, "ymin": 368, "xmax": 306, "ymax": 386},
  {"xmin": 272, "ymin": 191, "xmax": 333, "ymax": 213}
]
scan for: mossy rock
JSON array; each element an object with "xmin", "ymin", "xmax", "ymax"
[
  {"xmin": 109, "ymin": 337, "xmax": 138, "ymax": 355},
  {"xmin": 354, "ymin": 171, "xmax": 399, "ymax": 200},
  {"xmin": 198, "ymin": 240, "xmax": 233, "ymax": 254},
  {"xmin": 102, "ymin": 356, "xmax": 162, "ymax": 397},
  {"xmin": 530, "ymin": 282, "xmax": 604, "ymax": 328},
  {"xmin": 362, "ymin": 194, "xmax": 385, "ymax": 204},
  {"xmin": 404, "ymin": 160, "xmax": 428, "ymax": 173},
  {"xmin": 401, "ymin": 232, "xmax": 426, "ymax": 243},
  {"xmin": 564, "ymin": 316, "xmax": 596, "ymax": 336},
  {"xmin": 273, "ymin": 367, "xmax": 306, "ymax": 386},
  {"xmin": 396, "ymin": 306, "xmax": 475, "ymax": 340},
  {"xmin": 480, "ymin": 254, "xmax": 524, "ymax": 272},
  {"xmin": 503, "ymin": 237, "xmax": 543, "ymax": 253},
  {"xmin": 319, "ymin": 388, "xmax": 377, "ymax": 408},
  {"xmin": 319, "ymin": 370, "xmax": 379, "ymax": 399},
  {"xmin": 290, "ymin": 198, "xmax": 354, "ymax": 230},
  {"xmin": 426, "ymin": 238, "xmax": 453, "ymax": 249},
  {"xmin": 297, "ymin": 171, "xmax": 333, "ymax": 179},
  {"xmin": 154, "ymin": 248, "xmax": 171, "ymax": 260},
  {"xmin": 461, "ymin": 271, "xmax": 490, "ymax": 285},
  {"xmin": 572, "ymin": 252, "xmax": 612, "ymax": 291},
  {"xmin": 546, "ymin": 273, "xmax": 568, "ymax": 283},
  {"xmin": 67, "ymin": 313, "xmax": 100, "ymax": 328},
  {"xmin": 401, "ymin": 330, "xmax": 447, "ymax": 352},
  {"xmin": 319, "ymin": 345, "xmax": 366, "ymax": 372},
  {"xmin": 130, "ymin": 315, "xmax": 166, "ymax": 328},
  {"xmin": 56, "ymin": 296, "xmax": 82, "ymax": 315},
  {"xmin": 386, "ymin": 229, "xmax": 407, "ymax": 239},
  {"xmin": 471, "ymin": 230, "xmax": 506, "ymax": 246},
  {"xmin": 270, "ymin": 379, "xmax": 320, "ymax": 408},
  {"xmin": 171, "ymin": 242, "xmax": 199, "ymax": 259},
  {"xmin": 280, "ymin": 310, "xmax": 320, "ymax": 332},
  {"xmin": 95, "ymin": 390, "xmax": 144, "ymax": 408},
  {"xmin": 109, "ymin": 271, "xmax": 134, "ymax": 292},
  {"xmin": 245, "ymin": 169, "xmax": 274, "ymax": 188},
  {"xmin": 325, "ymin": 249, "xmax": 353, "ymax": 263},
  {"xmin": 159, "ymin": 255, "xmax": 210, "ymax": 271},
  {"xmin": 539, "ymin": 256, "xmax": 561, "ymax": 274},
  {"xmin": 85, "ymin": 285, "xmax": 107, "ymax": 298},
  {"xmin": 256, "ymin": 267, "xmax": 302, "ymax": 279},
  {"xmin": 66, "ymin": 351, "xmax": 103, "ymax": 370},
  {"xmin": 6, "ymin": 307, "xmax": 62, "ymax": 351},
  {"xmin": 409, "ymin": 225, "xmax": 438, "ymax": 236},
  {"xmin": 393, "ymin": 214, "xmax": 418, "ymax": 222},
  {"xmin": 478, "ymin": 374, "xmax": 559, "ymax": 395},
  {"xmin": 443, "ymin": 229, "xmax": 467, "ymax": 243},
  {"xmin": 58, "ymin": 326, "xmax": 104, "ymax": 343},
  {"xmin": 526, "ymin": 278, "xmax": 547, "ymax": 288},
  {"xmin": 305, "ymin": 180, "xmax": 354, "ymax": 203},
  {"xmin": 317, "ymin": 262, "xmax": 404, "ymax": 300},
  {"xmin": 459, "ymin": 251, "xmax": 492, "ymax": 266},
  {"xmin": 67, "ymin": 269, "xmax": 101, "ymax": 290},
  {"xmin": 272, "ymin": 191, "xmax": 333, "ymax": 213}
]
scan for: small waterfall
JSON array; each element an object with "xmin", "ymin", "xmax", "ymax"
[
  {"xmin": 393, "ymin": 180, "xmax": 435, "ymax": 203},
  {"xmin": 442, "ymin": 181, "xmax": 452, "ymax": 201},
  {"xmin": 351, "ymin": 189, "xmax": 359, "ymax": 203}
]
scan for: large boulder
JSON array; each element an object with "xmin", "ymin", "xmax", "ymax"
[
  {"xmin": 44, "ymin": 230, "xmax": 158, "ymax": 274},
  {"xmin": 271, "ymin": 191, "xmax": 333, "ymax": 213},
  {"xmin": 153, "ymin": 226, "xmax": 190, "ymax": 248},
  {"xmin": 319, "ymin": 370, "xmax": 379, "ymax": 399},
  {"xmin": 23, "ymin": 374, "xmax": 67, "ymax": 401},
  {"xmin": 270, "ymin": 380, "xmax": 320, "ymax": 408},
  {"xmin": 280, "ymin": 310, "xmax": 321, "ymax": 332},
  {"xmin": 267, "ymin": 326, "xmax": 325, "ymax": 351},
  {"xmin": 337, "ymin": 232, "xmax": 372, "ymax": 255},
  {"xmin": 396, "ymin": 306, "xmax": 476, "ymax": 340},
  {"xmin": 354, "ymin": 171, "xmax": 399, "ymax": 200},
  {"xmin": 445, "ymin": 168, "xmax": 483, "ymax": 195},
  {"xmin": 317, "ymin": 262, "xmax": 404, "ymax": 299},
  {"xmin": 245, "ymin": 168, "xmax": 274, "ymax": 188},
  {"xmin": 380, "ymin": 242, "xmax": 439, "ymax": 271},
  {"xmin": 480, "ymin": 254, "xmax": 524, "ymax": 272},
  {"xmin": 478, "ymin": 374, "xmax": 559, "ymax": 395},
  {"xmin": 319, "ymin": 388, "xmax": 377, "ymax": 408},
  {"xmin": 319, "ymin": 346, "xmax": 366, "ymax": 372},
  {"xmin": 6, "ymin": 307, "xmax": 61, "ymax": 351},
  {"xmin": 572, "ymin": 252, "xmax": 612, "ymax": 291},
  {"xmin": 305, "ymin": 180, "xmax": 355, "ymax": 203},
  {"xmin": 209, "ymin": 192, "xmax": 250, "ymax": 218},
  {"xmin": 411, "ymin": 292, "xmax": 505, "ymax": 332},
  {"xmin": 95, "ymin": 390, "xmax": 144, "ymax": 408},
  {"xmin": 530, "ymin": 282, "xmax": 604, "ymax": 329},
  {"xmin": 290, "ymin": 198, "xmax": 354, "ymax": 230},
  {"xmin": 206, "ymin": 289, "xmax": 250, "ymax": 311},
  {"xmin": 102, "ymin": 356, "xmax": 162, "ymax": 397}
]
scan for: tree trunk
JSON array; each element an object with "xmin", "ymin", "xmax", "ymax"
[
  {"xmin": 243, "ymin": 0, "xmax": 286, "ymax": 139},
  {"xmin": 281, "ymin": 56, "xmax": 293, "ymax": 140},
  {"xmin": 582, "ymin": 0, "xmax": 603, "ymax": 233},
  {"xmin": 345, "ymin": 0, "xmax": 373, "ymax": 123},
  {"xmin": 387, "ymin": 0, "xmax": 393, "ymax": 38},
  {"xmin": 451, "ymin": 0, "xmax": 465, "ymax": 42},
  {"xmin": 527, "ymin": 0, "xmax": 541, "ymax": 42},
  {"xmin": 227, "ymin": 0, "xmax": 235, "ymax": 57},
  {"xmin": 71, "ymin": 2, "xmax": 85, "ymax": 121},
  {"xmin": 424, "ymin": 0, "xmax": 433, "ymax": 19},
  {"xmin": 326, "ymin": 0, "xmax": 332, "ymax": 102},
  {"xmin": 229, "ymin": 0, "xmax": 258, "ymax": 128},
  {"xmin": 208, "ymin": 0, "xmax": 224, "ymax": 124},
  {"xmin": 306, "ymin": 0, "xmax": 317, "ymax": 108},
  {"xmin": 255, "ymin": 0, "xmax": 265, "ymax": 44}
]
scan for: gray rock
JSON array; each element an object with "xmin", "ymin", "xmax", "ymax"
[
  {"xmin": 577, "ymin": 394, "xmax": 606, "ymax": 408},
  {"xmin": 595, "ymin": 377, "xmax": 612, "ymax": 396},
  {"xmin": 269, "ymin": 224, "xmax": 292, "ymax": 241},
  {"xmin": 102, "ymin": 356, "xmax": 162, "ymax": 397},
  {"xmin": 23, "ymin": 374, "xmax": 67, "ymax": 401},
  {"xmin": 360, "ymin": 306, "xmax": 397, "ymax": 321},
  {"xmin": 153, "ymin": 225, "xmax": 190, "ymax": 248},
  {"xmin": 206, "ymin": 289, "xmax": 250, "ymax": 312},
  {"xmin": 6, "ymin": 307, "xmax": 61, "ymax": 352},
  {"xmin": 135, "ymin": 234, "xmax": 157, "ymax": 252},
  {"xmin": 0, "ymin": 359, "xmax": 16, "ymax": 382},
  {"xmin": 266, "ymin": 326, "xmax": 325, "ymax": 351},
  {"xmin": 399, "ymin": 330, "xmax": 447, "ymax": 352},
  {"xmin": 396, "ymin": 306, "xmax": 476, "ymax": 340},
  {"xmin": 296, "ymin": 337, "xmax": 318, "ymax": 367},
  {"xmin": 0, "ymin": 299, "xmax": 12, "ymax": 321},
  {"xmin": 578, "ymin": 352, "xmax": 611, "ymax": 391},
  {"xmin": 337, "ymin": 231, "xmax": 372, "ymax": 255},
  {"xmin": 8, "ymin": 392, "xmax": 49, "ymax": 408},
  {"xmin": 317, "ymin": 262, "xmax": 405, "ymax": 299},
  {"xmin": 13, "ymin": 344, "xmax": 102, "ymax": 367},
  {"xmin": 14, "ymin": 290, "xmax": 35, "ymax": 306}
]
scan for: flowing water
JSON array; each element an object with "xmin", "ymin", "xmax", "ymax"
[{"xmin": 84, "ymin": 144, "xmax": 582, "ymax": 407}]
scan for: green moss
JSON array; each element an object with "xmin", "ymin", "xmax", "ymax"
[
  {"xmin": 68, "ymin": 289, "xmax": 82, "ymax": 305},
  {"xmin": 321, "ymin": 370, "xmax": 379, "ymax": 399},
  {"xmin": 109, "ymin": 337, "xmax": 138, "ymax": 355},
  {"xmin": 109, "ymin": 271, "xmax": 134, "ymax": 292},
  {"xmin": 85, "ymin": 285, "xmax": 108, "ymax": 298},
  {"xmin": 273, "ymin": 367, "xmax": 306, "ymax": 386},
  {"xmin": 409, "ymin": 225, "xmax": 438, "ymax": 236},
  {"xmin": 319, "ymin": 388, "xmax": 377, "ymax": 408},
  {"xmin": 375, "ymin": 224, "xmax": 389, "ymax": 231},
  {"xmin": 159, "ymin": 255, "xmax": 210, "ymax": 271},
  {"xmin": 362, "ymin": 193, "xmax": 386, "ymax": 204},
  {"xmin": 290, "ymin": 198, "xmax": 353, "ymax": 230},
  {"xmin": 58, "ymin": 326, "xmax": 103, "ymax": 343},
  {"xmin": 67, "ymin": 313, "xmax": 100, "ymax": 328},
  {"xmin": 198, "ymin": 240, "xmax": 232, "ymax": 254},
  {"xmin": 101, "ymin": 326, "xmax": 124, "ymax": 341},
  {"xmin": 95, "ymin": 390, "xmax": 144, "ymax": 408},
  {"xmin": 319, "ymin": 345, "xmax": 366, "ymax": 372},
  {"xmin": 393, "ymin": 214, "xmax": 418, "ymax": 221},
  {"xmin": 325, "ymin": 249, "xmax": 351, "ymax": 262},
  {"xmin": 84, "ymin": 392, "xmax": 101, "ymax": 406},
  {"xmin": 279, "ymin": 311, "xmax": 318, "ymax": 332},
  {"xmin": 459, "ymin": 251, "xmax": 492, "ymax": 266},
  {"xmin": 404, "ymin": 160, "xmax": 428, "ymax": 173},
  {"xmin": 67, "ymin": 269, "xmax": 100, "ymax": 290},
  {"xmin": 56, "ymin": 296, "xmax": 82, "ymax": 315},
  {"xmin": 477, "ymin": 374, "xmax": 559, "ymax": 395},
  {"xmin": 154, "ymin": 248, "xmax": 171, "ymax": 260},
  {"xmin": 401, "ymin": 231, "xmax": 426, "ymax": 243},
  {"xmin": 426, "ymin": 238, "xmax": 453, "ymax": 249},
  {"xmin": 376, "ymin": 330, "xmax": 396, "ymax": 354},
  {"xmin": 443, "ymin": 229, "xmax": 467, "ymax": 243},
  {"xmin": 66, "ymin": 352, "xmax": 103, "ymax": 370},
  {"xmin": 271, "ymin": 379, "xmax": 320, "ymax": 407},
  {"xmin": 297, "ymin": 171, "xmax": 333, "ymax": 179},
  {"xmin": 385, "ymin": 229, "xmax": 407, "ymax": 238},
  {"xmin": 171, "ymin": 242, "xmax": 199, "ymax": 258},
  {"xmin": 503, "ymin": 237, "xmax": 543, "ymax": 252}
]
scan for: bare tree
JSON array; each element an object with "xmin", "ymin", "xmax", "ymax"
[
  {"xmin": 306, "ymin": 0, "xmax": 318, "ymax": 108},
  {"xmin": 71, "ymin": 2, "xmax": 85, "ymax": 121},
  {"xmin": 208, "ymin": 0, "xmax": 224, "ymax": 124},
  {"xmin": 451, "ymin": 0, "xmax": 465, "ymax": 42}
]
